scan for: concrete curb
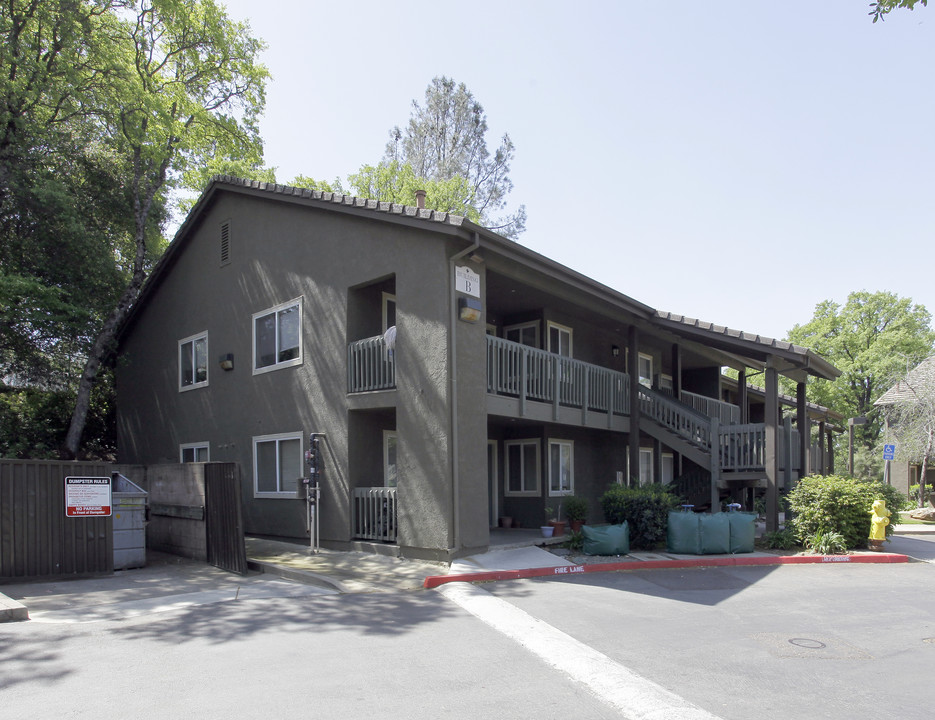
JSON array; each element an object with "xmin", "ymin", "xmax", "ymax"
[
  {"xmin": 0, "ymin": 592, "xmax": 29, "ymax": 623},
  {"xmin": 424, "ymin": 552, "xmax": 909, "ymax": 589},
  {"xmin": 246, "ymin": 559, "xmax": 348, "ymax": 594}
]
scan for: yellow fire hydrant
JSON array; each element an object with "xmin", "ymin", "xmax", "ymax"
[{"xmin": 869, "ymin": 498, "xmax": 891, "ymax": 550}]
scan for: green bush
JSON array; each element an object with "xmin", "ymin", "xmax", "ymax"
[
  {"xmin": 761, "ymin": 528, "xmax": 797, "ymax": 550},
  {"xmin": 909, "ymin": 484, "xmax": 933, "ymax": 506},
  {"xmin": 787, "ymin": 474, "xmax": 908, "ymax": 549},
  {"xmin": 563, "ymin": 495, "xmax": 588, "ymax": 523},
  {"xmin": 600, "ymin": 484, "xmax": 679, "ymax": 549},
  {"xmin": 806, "ymin": 530, "xmax": 847, "ymax": 555}
]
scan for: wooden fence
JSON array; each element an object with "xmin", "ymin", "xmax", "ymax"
[{"xmin": 0, "ymin": 459, "xmax": 115, "ymax": 581}]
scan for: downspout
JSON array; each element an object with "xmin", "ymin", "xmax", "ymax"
[{"xmin": 447, "ymin": 232, "xmax": 481, "ymax": 555}]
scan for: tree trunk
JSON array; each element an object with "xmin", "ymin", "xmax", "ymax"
[{"xmin": 60, "ymin": 273, "xmax": 144, "ymax": 459}]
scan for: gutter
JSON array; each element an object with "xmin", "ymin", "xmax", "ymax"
[{"xmin": 447, "ymin": 232, "xmax": 481, "ymax": 555}]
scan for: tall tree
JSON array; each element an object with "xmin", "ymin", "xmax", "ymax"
[
  {"xmin": 870, "ymin": 0, "xmax": 927, "ymax": 22},
  {"xmin": 0, "ymin": 1, "xmax": 131, "ymax": 387},
  {"xmin": 786, "ymin": 291, "xmax": 935, "ymax": 477},
  {"xmin": 383, "ymin": 76, "xmax": 526, "ymax": 239},
  {"xmin": 59, "ymin": 0, "xmax": 268, "ymax": 457}
]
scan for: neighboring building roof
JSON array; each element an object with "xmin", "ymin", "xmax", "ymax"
[
  {"xmin": 874, "ymin": 355, "xmax": 935, "ymax": 407},
  {"xmin": 124, "ymin": 175, "xmax": 840, "ymax": 382}
]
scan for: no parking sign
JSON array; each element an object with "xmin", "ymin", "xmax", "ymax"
[{"xmin": 64, "ymin": 476, "xmax": 112, "ymax": 517}]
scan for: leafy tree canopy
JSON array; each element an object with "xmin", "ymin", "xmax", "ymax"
[
  {"xmin": 292, "ymin": 76, "xmax": 526, "ymax": 238},
  {"xmin": 870, "ymin": 0, "xmax": 927, "ymax": 22},
  {"xmin": 786, "ymin": 291, "xmax": 935, "ymax": 475}
]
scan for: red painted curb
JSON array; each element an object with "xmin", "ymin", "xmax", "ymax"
[{"xmin": 423, "ymin": 552, "xmax": 909, "ymax": 589}]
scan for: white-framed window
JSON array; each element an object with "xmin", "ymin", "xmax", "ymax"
[
  {"xmin": 638, "ymin": 353, "xmax": 653, "ymax": 388},
  {"xmin": 505, "ymin": 321, "xmax": 539, "ymax": 348},
  {"xmin": 639, "ymin": 447, "xmax": 654, "ymax": 486},
  {"xmin": 548, "ymin": 439, "xmax": 574, "ymax": 496},
  {"xmin": 382, "ymin": 292, "xmax": 396, "ymax": 332},
  {"xmin": 504, "ymin": 439, "xmax": 540, "ymax": 496},
  {"xmin": 253, "ymin": 298, "xmax": 302, "ymax": 374},
  {"xmin": 547, "ymin": 321, "xmax": 573, "ymax": 358},
  {"xmin": 383, "ymin": 430, "xmax": 398, "ymax": 488},
  {"xmin": 253, "ymin": 432, "xmax": 303, "ymax": 498},
  {"xmin": 179, "ymin": 332, "xmax": 208, "ymax": 391},
  {"xmin": 180, "ymin": 443, "xmax": 210, "ymax": 463},
  {"xmin": 661, "ymin": 453, "xmax": 674, "ymax": 485}
]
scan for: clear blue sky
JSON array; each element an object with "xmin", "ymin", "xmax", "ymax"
[{"xmin": 218, "ymin": 0, "xmax": 934, "ymax": 341}]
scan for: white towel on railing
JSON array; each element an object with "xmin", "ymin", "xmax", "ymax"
[{"xmin": 383, "ymin": 325, "xmax": 397, "ymax": 358}]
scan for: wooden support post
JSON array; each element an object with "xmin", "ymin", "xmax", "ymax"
[
  {"xmin": 671, "ymin": 343, "xmax": 682, "ymax": 399},
  {"xmin": 796, "ymin": 382, "xmax": 809, "ymax": 478},
  {"xmin": 710, "ymin": 417, "xmax": 720, "ymax": 512},
  {"xmin": 738, "ymin": 369, "xmax": 748, "ymax": 424},
  {"xmin": 765, "ymin": 362, "xmax": 779, "ymax": 533},
  {"xmin": 818, "ymin": 420, "xmax": 826, "ymax": 474},
  {"xmin": 628, "ymin": 326, "xmax": 640, "ymax": 485}
]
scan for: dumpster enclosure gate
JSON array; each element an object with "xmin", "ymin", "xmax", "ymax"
[
  {"xmin": 204, "ymin": 463, "xmax": 248, "ymax": 575},
  {"xmin": 1, "ymin": 460, "xmax": 114, "ymax": 581}
]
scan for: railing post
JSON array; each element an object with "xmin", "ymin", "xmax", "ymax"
[
  {"xmin": 710, "ymin": 417, "xmax": 720, "ymax": 511},
  {"xmin": 552, "ymin": 355, "xmax": 560, "ymax": 421},
  {"xmin": 519, "ymin": 346, "xmax": 528, "ymax": 417}
]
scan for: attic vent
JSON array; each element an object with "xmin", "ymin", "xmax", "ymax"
[{"xmin": 220, "ymin": 220, "xmax": 231, "ymax": 265}]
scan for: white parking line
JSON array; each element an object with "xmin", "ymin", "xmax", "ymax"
[{"xmin": 438, "ymin": 582, "xmax": 722, "ymax": 720}]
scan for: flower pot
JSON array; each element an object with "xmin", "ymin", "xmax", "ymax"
[
  {"xmin": 569, "ymin": 520, "xmax": 584, "ymax": 533},
  {"xmin": 540, "ymin": 525, "xmax": 554, "ymax": 538},
  {"xmin": 498, "ymin": 516, "xmax": 512, "ymax": 529},
  {"xmin": 549, "ymin": 520, "xmax": 566, "ymax": 537}
]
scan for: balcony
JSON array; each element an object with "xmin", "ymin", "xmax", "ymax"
[
  {"xmin": 486, "ymin": 336, "xmax": 630, "ymax": 426},
  {"xmin": 347, "ymin": 335, "xmax": 395, "ymax": 393}
]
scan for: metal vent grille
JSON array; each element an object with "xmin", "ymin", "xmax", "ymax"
[{"xmin": 220, "ymin": 221, "xmax": 230, "ymax": 265}]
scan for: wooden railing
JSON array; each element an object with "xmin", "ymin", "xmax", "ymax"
[
  {"xmin": 347, "ymin": 336, "xmax": 395, "ymax": 393},
  {"xmin": 352, "ymin": 486, "xmax": 397, "ymax": 542},
  {"xmin": 640, "ymin": 386, "xmax": 713, "ymax": 451},
  {"xmin": 681, "ymin": 390, "xmax": 741, "ymax": 425},
  {"xmin": 486, "ymin": 336, "xmax": 629, "ymax": 417}
]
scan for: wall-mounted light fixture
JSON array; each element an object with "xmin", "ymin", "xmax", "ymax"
[
  {"xmin": 458, "ymin": 297, "xmax": 482, "ymax": 323},
  {"xmin": 612, "ymin": 345, "xmax": 620, "ymax": 357},
  {"xmin": 219, "ymin": 353, "xmax": 234, "ymax": 371}
]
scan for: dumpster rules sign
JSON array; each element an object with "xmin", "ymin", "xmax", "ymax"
[{"xmin": 64, "ymin": 476, "xmax": 112, "ymax": 517}]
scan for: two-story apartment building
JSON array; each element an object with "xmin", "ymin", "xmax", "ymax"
[{"xmin": 115, "ymin": 176, "xmax": 840, "ymax": 561}]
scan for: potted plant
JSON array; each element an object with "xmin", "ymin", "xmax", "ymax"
[
  {"xmin": 548, "ymin": 502, "xmax": 566, "ymax": 537},
  {"xmin": 540, "ymin": 506, "xmax": 554, "ymax": 537},
  {"xmin": 564, "ymin": 495, "xmax": 588, "ymax": 533}
]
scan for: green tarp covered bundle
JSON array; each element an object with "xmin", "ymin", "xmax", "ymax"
[
  {"xmin": 582, "ymin": 523, "xmax": 629, "ymax": 556},
  {"xmin": 666, "ymin": 511, "xmax": 756, "ymax": 554}
]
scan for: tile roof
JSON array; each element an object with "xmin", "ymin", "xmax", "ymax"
[
  {"xmin": 874, "ymin": 355, "xmax": 935, "ymax": 407},
  {"xmin": 210, "ymin": 175, "xmax": 467, "ymax": 227},
  {"xmin": 652, "ymin": 312, "xmax": 840, "ymax": 380}
]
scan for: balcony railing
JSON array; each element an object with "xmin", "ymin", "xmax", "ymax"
[
  {"xmin": 681, "ymin": 390, "xmax": 741, "ymax": 425},
  {"xmin": 486, "ymin": 336, "xmax": 629, "ymax": 417},
  {"xmin": 352, "ymin": 486, "xmax": 397, "ymax": 542},
  {"xmin": 347, "ymin": 336, "xmax": 395, "ymax": 393}
]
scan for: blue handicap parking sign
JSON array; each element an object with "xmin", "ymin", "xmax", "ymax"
[{"xmin": 883, "ymin": 444, "xmax": 896, "ymax": 460}]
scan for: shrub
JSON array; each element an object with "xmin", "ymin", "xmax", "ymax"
[
  {"xmin": 761, "ymin": 529, "xmax": 797, "ymax": 550},
  {"xmin": 563, "ymin": 495, "xmax": 588, "ymax": 523},
  {"xmin": 909, "ymin": 484, "xmax": 933, "ymax": 506},
  {"xmin": 600, "ymin": 484, "xmax": 679, "ymax": 549},
  {"xmin": 806, "ymin": 530, "xmax": 847, "ymax": 555},
  {"xmin": 787, "ymin": 474, "xmax": 908, "ymax": 549}
]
